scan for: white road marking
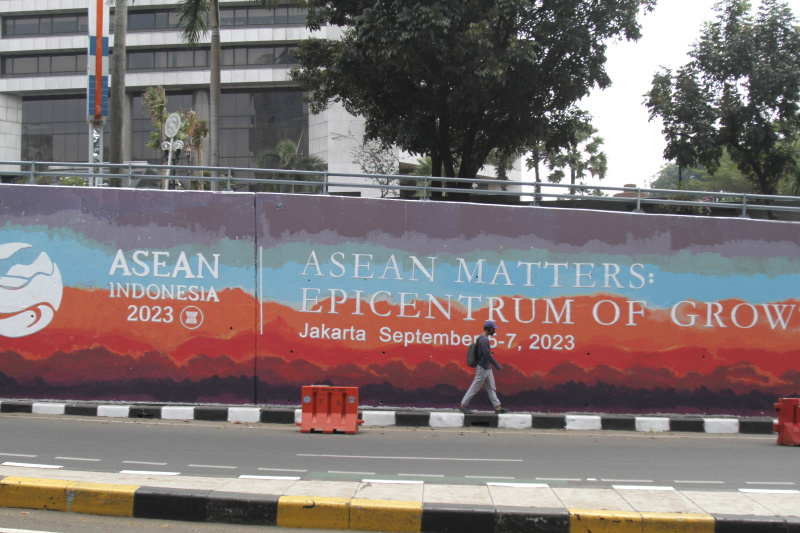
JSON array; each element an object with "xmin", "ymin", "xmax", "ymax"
[
  {"xmin": 188, "ymin": 464, "xmax": 237, "ymax": 469},
  {"xmin": 297, "ymin": 453, "xmax": 521, "ymax": 462},
  {"xmin": 239, "ymin": 475, "xmax": 301, "ymax": 481},
  {"xmin": 745, "ymin": 481, "xmax": 796, "ymax": 485},
  {"xmin": 466, "ymin": 475, "xmax": 515, "ymax": 480},
  {"xmin": 739, "ymin": 488, "xmax": 800, "ymax": 494},
  {"xmin": 399, "ymin": 473, "xmax": 444, "ymax": 478},
  {"xmin": 603, "ymin": 479, "xmax": 653, "ymax": 483},
  {"xmin": 488, "ymin": 482, "xmax": 549, "ymax": 488},
  {"xmin": 329, "ymin": 470, "xmax": 375, "ymax": 475},
  {"xmin": 362, "ymin": 479, "xmax": 424, "ymax": 484},
  {"xmin": 119, "ymin": 470, "xmax": 180, "ymax": 476},
  {"xmin": 123, "ymin": 460, "xmax": 168, "ymax": 466},
  {"xmin": 0, "ymin": 453, "xmax": 36, "ymax": 458},
  {"xmin": 0, "ymin": 527, "xmax": 64, "ymax": 533},
  {"xmin": 613, "ymin": 485, "xmax": 675, "ymax": 491},
  {"xmin": 537, "ymin": 477, "xmax": 582, "ymax": 482},
  {"xmin": 258, "ymin": 467, "xmax": 308, "ymax": 473},
  {"xmin": 1, "ymin": 462, "xmax": 62, "ymax": 470},
  {"xmin": 55, "ymin": 457, "xmax": 101, "ymax": 462},
  {"xmin": 674, "ymin": 480, "xmax": 725, "ymax": 484}
]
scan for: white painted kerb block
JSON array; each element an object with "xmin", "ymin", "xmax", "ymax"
[
  {"xmin": 362, "ymin": 411, "xmax": 396, "ymax": 426},
  {"xmin": 429, "ymin": 412, "xmax": 465, "ymax": 428},
  {"xmin": 635, "ymin": 417, "xmax": 670, "ymax": 433},
  {"xmin": 32, "ymin": 403, "xmax": 65, "ymax": 415},
  {"xmin": 498, "ymin": 413, "xmax": 532, "ymax": 429},
  {"xmin": 162, "ymin": 406, "xmax": 195, "ymax": 420},
  {"xmin": 228, "ymin": 407, "xmax": 261, "ymax": 423},
  {"xmin": 704, "ymin": 418, "xmax": 739, "ymax": 434},
  {"xmin": 565, "ymin": 415, "xmax": 602, "ymax": 431},
  {"xmin": 98, "ymin": 405, "xmax": 130, "ymax": 418}
]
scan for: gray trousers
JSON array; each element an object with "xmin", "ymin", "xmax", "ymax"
[{"xmin": 461, "ymin": 366, "xmax": 500, "ymax": 408}]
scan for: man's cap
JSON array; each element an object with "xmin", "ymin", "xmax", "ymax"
[{"xmin": 484, "ymin": 320, "xmax": 498, "ymax": 330}]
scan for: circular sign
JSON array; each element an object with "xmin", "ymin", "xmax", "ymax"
[{"xmin": 164, "ymin": 113, "xmax": 182, "ymax": 138}]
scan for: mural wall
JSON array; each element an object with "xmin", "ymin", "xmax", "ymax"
[{"xmin": 2, "ymin": 184, "xmax": 799, "ymax": 415}]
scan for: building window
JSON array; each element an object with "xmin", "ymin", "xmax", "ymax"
[
  {"xmin": 3, "ymin": 13, "xmax": 88, "ymax": 37},
  {"xmin": 22, "ymin": 97, "xmax": 104, "ymax": 162},
  {"xmin": 3, "ymin": 5, "xmax": 305, "ymax": 38},
  {"xmin": 2, "ymin": 53, "xmax": 87, "ymax": 77}
]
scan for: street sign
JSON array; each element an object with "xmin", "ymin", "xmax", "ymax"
[{"xmin": 164, "ymin": 113, "xmax": 182, "ymax": 139}]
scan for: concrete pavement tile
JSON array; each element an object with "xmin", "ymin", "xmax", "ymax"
[
  {"xmin": 354, "ymin": 481, "xmax": 423, "ymax": 502},
  {"xmin": 215, "ymin": 477, "xmax": 299, "ymax": 496},
  {"xmin": 680, "ymin": 491, "xmax": 774, "ymax": 515},
  {"xmin": 742, "ymin": 492, "xmax": 800, "ymax": 517},
  {"xmin": 552, "ymin": 488, "xmax": 635, "ymax": 511},
  {"xmin": 423, "ymin": 483, "xmax": 493, "ymax": 505},
  {"xmin": 617, "ymin": 489, "xmax": 705, "ymax": 513},
  {"xmin": 283, "ymin": 480, "xmax": 360, "ymax": 498},
  {"xmin": 487, "ymin": 485, "xmax": 564, "ymax": 508}
]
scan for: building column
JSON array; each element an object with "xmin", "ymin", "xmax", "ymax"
[{"xmin": 0, "ymin": 93, "xmax": 23, "ymax": 171}]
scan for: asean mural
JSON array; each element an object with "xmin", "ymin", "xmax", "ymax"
[
  {"xmin": 256, "ymin": 195, "xmax": 800, "ymax": 415},
  {"xmin": 0, "ymin": 185, "xmax": 256, "ymax": 403},
  {"xmin": 1, "ymin": 184, "xmax": 799, "ymax": 415}
]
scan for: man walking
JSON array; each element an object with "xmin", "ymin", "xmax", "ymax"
[{"xmin": 459, "ymin": 320, "xmax": 508, "ymax": 414}]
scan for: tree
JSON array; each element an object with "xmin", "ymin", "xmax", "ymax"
[
  {"xmin": 175, "ymin": 0, "xmax": 278, "ymax": 190},
  {"xmin": 255, "ymin": 138, "xmax": 327, "ymax": 193},
  {"xmin": 650, "ymin": 151, "xmax": 756, "ymax": 194},
  {"xmin": 332, "ymin": 131, "xmax": 400, "ymax": 197},
  {"xmin": 645, "ymin": 0, "xmax": 800, "ymax": 197},
  {"xmin": 292, "ymin": 0, "xmax": 654, "ymax": 192},
  {"xmin": 545, "ymin": 122, "xmax": 608, "ymax": 195},
  {"xmin": 109, "ymin": 0, "xmax": 128, "ymax": 186}
]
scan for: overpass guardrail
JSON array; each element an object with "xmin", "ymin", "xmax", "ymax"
[{"xmin": 1, "ymin": 160, "xmax": 799, "ymax": 220}]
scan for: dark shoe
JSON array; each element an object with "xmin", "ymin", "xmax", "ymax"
[
  {"xmin": 458, "ymin": 405, "xmax": 471, "ymax": 414},
  {"xmin": 495, "ymin": 407, "xmax": 509, "ymax": 414}
]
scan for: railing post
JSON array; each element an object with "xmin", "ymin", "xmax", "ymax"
[
  {"xmin": 28, "ymin": 161, "xmax": 36, "ymax": 184},
  {"xmin": 740, "ymin": 193, "xmax": 749, "ymax": 218},
  {"xmin": 226, "ymin": 168, "xmax": 232, "ymax": 191},
  {"xmin": 323, "ymin": 172, "xmax": 329, "ymax": 195},
  {"xmin": 127, "ymin": 163, "xmax": 133, "ymax": 188},
  {"xmin": 634, "ymin": 188, "xmax": 644, "ymax": 213}
]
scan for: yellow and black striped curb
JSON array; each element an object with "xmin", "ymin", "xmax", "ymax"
[{"xmin": 1, "ymin": 476, "xmax": 798, "ymax": 532}]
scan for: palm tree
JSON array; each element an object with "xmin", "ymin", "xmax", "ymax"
[
  {"xmin": 175, "ymin": 0, "xmax": 280, "ymax": 191},
  {"xmin": 546, "ymin": 124, "xmax": 608, "ymax": 196},
  {"xmin": 109, "ymin": 0, "xmax": 127, "ymax": 186},
  {"xmin": 255, "ymin": 138, "xmax": 326, "ymax": 193}
]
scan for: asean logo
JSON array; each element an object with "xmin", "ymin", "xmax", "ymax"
[{"xmin": 0, "ymin": 242, "xmax": 63, "ymax": 338}]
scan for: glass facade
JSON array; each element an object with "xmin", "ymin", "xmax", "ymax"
[
  {"xmin": 22, "ymin": 97, "xmax": 105, "ymax": 162},
  {"xmin": 2, "ymin": 6, "xmax": 306, "ymax": 38}
]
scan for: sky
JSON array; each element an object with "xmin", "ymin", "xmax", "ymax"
[{"xmin": 539, "ymin": 0, "xmax": 797, "ymax": 191}]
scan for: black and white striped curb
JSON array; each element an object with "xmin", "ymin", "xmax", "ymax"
[{"xmin": 0, "ymin": 400, "xmax": 776, "ymax": 435}]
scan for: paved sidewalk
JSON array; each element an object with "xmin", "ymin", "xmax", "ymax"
[{"xmin": 1, "ymin": 465, "xmax": 798, "ymax": 532}]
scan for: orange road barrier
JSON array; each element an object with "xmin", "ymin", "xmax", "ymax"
[
  {"xmin": 774, "ymin": 398, "xmax": 800, "ymax": 446},
  {"xmin": 297, "ymin": 386, "xmax": 364, "ymax": 434}
]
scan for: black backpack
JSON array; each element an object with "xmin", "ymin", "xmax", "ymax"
[{"xmin": 466, "ymin": 342, "xmax": 478, "ymax": 368}]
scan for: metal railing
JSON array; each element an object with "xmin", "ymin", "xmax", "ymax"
[{"xmin": 2, "ymin": 160, "xmax": 800, "ymax": 220}]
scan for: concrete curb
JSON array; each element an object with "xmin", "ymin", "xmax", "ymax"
[
  {"xmin": 0, "ymin": 399, "xmax": 777, "ymax": 435},
  {"xmin": 1, "ymin": 475, "xmax": 798, "ymax": 532}
]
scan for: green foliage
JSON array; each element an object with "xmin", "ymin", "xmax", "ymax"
[
  {"xmin": 650, "ymin": 151, "xmax": 756, "ymax": 194},
  {"xmin": 59, "ymin": 176, "xmax": 88, "ymax": 186},
  {"xmin": 293, "ymin": 0, "xmax": 654, "ymax": 183},
  {"xmin": 645, "ymin": 0, "xmax": 800, "ymax": 196},
  {"xmin": 255, "ymin": 138, "xmax": 327, "ymax": 193},
  {"xmin": 544, "ymin": 120, "xmax": 608, "ymax": 195}
]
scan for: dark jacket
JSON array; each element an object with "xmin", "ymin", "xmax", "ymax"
[{"xmin": 476, "ymin": 334, "xmax": 502, "ymax": 370}]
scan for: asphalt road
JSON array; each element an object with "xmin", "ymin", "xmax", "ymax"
[{"xmin": 0, "ymin": 414, "xmax": 796, "ymax": 492}]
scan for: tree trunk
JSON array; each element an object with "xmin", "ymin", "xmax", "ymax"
[
  {"xmin": 109, "ymin": 0, "xmax": 127, "ymax": 187},
  {"xmin": 209, "ymin": 0, "xmax": 221, "ymax": 191}
]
